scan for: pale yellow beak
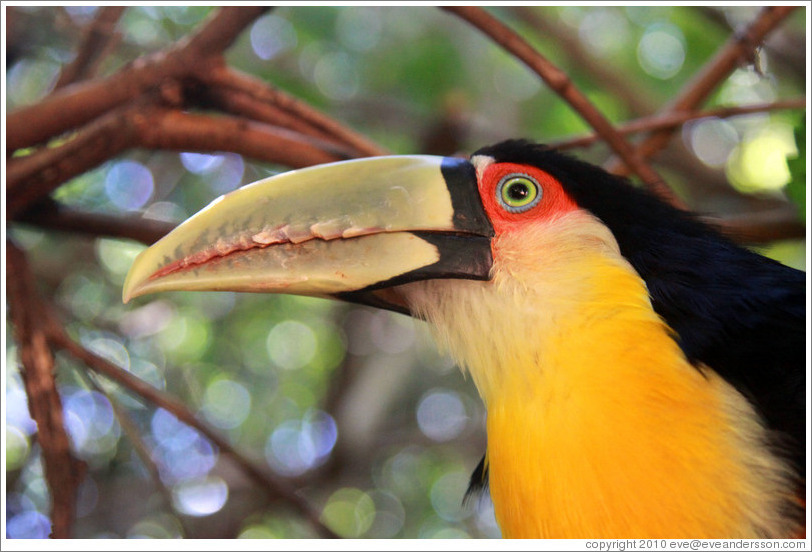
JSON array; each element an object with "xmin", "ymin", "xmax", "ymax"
[{"xmin": 123, "ymin": 155, "xmax": 493, "ymax": 312}]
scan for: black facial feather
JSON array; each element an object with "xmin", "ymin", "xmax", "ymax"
[{"xmin": 473, "ymin": 140, "xmax": 807, "ymax": 480}]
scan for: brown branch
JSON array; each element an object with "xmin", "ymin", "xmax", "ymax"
[
  {"xmin": 6, "ymin": 241, "xmax": 85, "ymax": 538},
  {"xmin": 7, "ymin": 104, "xmax": 352, "ymax": 219},
  {"xmin": 204, "ymin": 85, "xmax": 341, "ymax": 145},
  {"xmin": 443, "ymin": 6, "xmax": 682, "ymax": 208},
  {"xmin": 19, "ymin": 201, "xmax": 175, "ymax": 245},
  {"xmin": 509, "ymin": 6, "xmax": 659, "ymax": 117},
  {"xmin": 711, "ymin": 208, "xmax": 806, "ymax": 244},
  {"xmin": 46, "ymin": 324, "xmax": 338, "ymax": 538},
  {"xmin": 181, "ymin": 6, "xmax": 270, "ymax": 59},
  {"xmin": 78, "ymin": 370, "xmax": 190, "ymax": 537},
  {"xmin": 7, "ymin": 103, "xmax": 141, "ymax": 218},
  {"xmin": 608, "ymin": 6, "xmax": 798, "ymax": 176},
  {"xmin": 137, "ymin": 109, "xmax": 353, "ymax": 165},
  {"xmin": 53, "ymin": 6, "xmax": 126, "ymax": 90},
  {"xmin": 204, "ymin": 65, "xmax": 389, "ymax": 157},
  {"xmin": 7, "ymin": 7, "xmax": 268, "ymax": 153},
  {"xmin": 551, "ymin": 97, "xmax": 807, "ymax": 150}
]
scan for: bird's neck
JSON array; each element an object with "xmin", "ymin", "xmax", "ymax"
[{"xmin": 403, "ymin": 213, "xmax": 798, "ymax": 538}]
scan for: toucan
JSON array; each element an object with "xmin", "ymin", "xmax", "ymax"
[{"xmin": 123, "ymin": 140, "xmax": 806, "ymax": 538}]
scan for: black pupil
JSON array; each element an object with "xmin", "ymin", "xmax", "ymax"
[{"xmin": 508, "ymin": 182, "xmax": 529, "ymax": 201}]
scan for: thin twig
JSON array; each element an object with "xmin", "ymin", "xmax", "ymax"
[
  {"xmin": 204, "ymin": 65, "xmax": 390, "ymax": 157},
  {"xmin": 136, "ymin": 108, "xmax": 354, "ymax": 164},
  {"xmin": 509, "ymin": 6, "xmax": 658, "ymax": 117},
  {"xmin": 709, "ymin": 208, "xmax": 806, "ymax": 244},
  {"xmin": 607, "ymin": 6, "xmax": 798, "ymax": 176},
  {"xmin": 53, "ymin": 6, "xmax": 126, "ymax": 90},
  {"xmin": 46, "ymin": 324, "xmax": 338, "ymax": 538},
  {"xmin": 77, "ymin": 370, "xmax": 190, "ymax": 537},
  {"xmin": 443, "ymin": 6, "xmax": 682, "ymax": 208},
  {"xmin": 551, "ymin": 97, "xmax": 807, "ymax": 150},
  {"xmin": 6, "ymin": 241, "xmax": 85, "ymax": 539},
  {"xmin": 204, "ymin": 85, "xmax": 342, "ymax": 145},
  {"xmin": 7, "ymin": 7, "xmax": 268, "ymax": 153},
  {"xmin": 19, "ymin": 201, "xmax": 175, "ymax": 246}
]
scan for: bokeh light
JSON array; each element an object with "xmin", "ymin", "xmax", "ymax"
[
  {"xmin": 6, "ymin": 57, "xmax": 61, "ymax": 108},
  {"xmin": 365, "ymin": 490, "xmax": 406, "ymax": 538},
  {"xmin": 578, "ymin": 8, "xmax": 630, "ymax": 58},
  {"xmin": 5, "ymin": 509, "xmax": 52, "ymax": 539},
  {"xmin": 179, "ymin": 152, "xmax": 225, "ymax": 174},
  {"xmin": 637, "ymin": 22, "xmax": 685, "ymax": 79},
  {"xmin": 5, "ymin": 426, "xmax": 31, "ymax": 471},
  {"xmin": 264, "ymin": 409, "xmax": 337, "ymax": 476},
  {"xmin": 126, "ymin": 515, "xmax": 184, "ymax": 539},
  {"xmin": 430, "ymin": 470, "xmax": 472, "ymax": 522},
  {"xmin": 416, "ymin": 389, "xmax": 469, "ymax": 442},
  {"xmin": 250, "ymin": 13, "xmax": 298, "ymax": 60},
  {"xmin": 63, "ymin": 388, "xmax": 121, "ymax": 461},
  {"xmin": 6, "ymin": 380, "xmax": 37, "ymax": 436},
  {"xmin": 157, "ymin": 311, "xmax": 212, "ymax": 362},
  {"xmin": 104, "ymin": 160, "xmax": 154, "ymax": 211},
  {"xmin": 266, "ymin": 320, "xmax": 317, "ymax": 371},
  {"xmin": 151, "ymin": 409, "xmax": 218, "ymax": 484},
  {"xmin": 179, "ymin": 152, "xmax": 245, "ymax": 195},
  {"xmin": 321, "ymin": 487, "xmax": 376, "ymax": 537},
  {"xmin": 336, "ymin": 8, "xmax": 382, "ymax": 52},
  {"xmin": 96, "ymin": 238, "xmax": 145, "ymax": 281},
  {"xmin": 64, "ymin": 6, "xmax": 98, "ymax": 23},
  {"xmin": 313, "ymin": 51, "xmax": 359, "ymax": 100},
  {"xmin": 726, "ymin": 122, "xmax": 798, "ymax": 194},
  {"xmin": 172, "ymin": 476, "xmax": 229, "ymax": 517},
  {"xmin": 684, "ymin": 117, "xmax": 740, "ymax": 169},
  {"xmin": 201, "ymin": 378, "xmax": 252, "ymax": 430}
]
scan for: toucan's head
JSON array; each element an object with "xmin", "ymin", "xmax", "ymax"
[
  {"xmin": 124, "ymin": 140, "xmax": 661, "ymax": 314},
  {"xmin": 124, "ymin": 139, "xmax": 679, "ymax": 400}
]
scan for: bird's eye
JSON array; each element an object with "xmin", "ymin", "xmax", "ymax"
[{"xmin": 496, "ymin": 174, "xmax": 542, "ymax": 213}]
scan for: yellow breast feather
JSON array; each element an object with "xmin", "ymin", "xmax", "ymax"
[{"xmin": 402, "ymin": 211, "xmax": 799, "ymax": 538}]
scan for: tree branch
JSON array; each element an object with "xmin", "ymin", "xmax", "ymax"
[
  {"xmin": 6, "ymin": 241, "xmax": 85, "ymax": 539},
  {"xmin": 203, "ymin": 65, "xmax": 389, "ymax": 157},
  {"xmin": 7, "ymin": 7, "xmax": 268, "ymax": 153},
  {"xmin": 204, "ymin": 84, "xmax": 341, "ymax": 145},
  {"xmin": 18, "ymin": 200, "xmax": 175, "ymax": 245},
  {"xmin": 443, "ymin": 6, "xmax": 681, "ymax": 207},
  {"xmin": 180, "ymin": 6, "xmax": 269, "ymax": 59},
  {"xmin": 137, "ymin": 108, "xmax": 353, "ymax": 165},
  {"xmin": 7, "ymin": 103, "xmax": 141, "ymax": 218},
  {"xmin": 53, "ymin": 6, "xmax": 126, "ymax": 90},
  {"xmin": 551, "ymin": 97, "xmax": 806, "ymax": 150},
  {"xmin": 711, "ymin": 208, "xmax": 806, "ymax": 244},
  {"xmin": 46, "ymin": 323, "xmax": 338, "ymax": 538},
  {"xmin": 509, "ymin": 6, "xmax": 659, "ymax": 117},
  {"xmin": 607, "ymin": 6, "xmax": 798, "ymax": 176},
  {"xmin": 7, "ymin": 104, "xmax": 352, "ymax": 219},
  {"xmin": 78, "ymin": 369, "xmax": 190, "ymax": 537}
]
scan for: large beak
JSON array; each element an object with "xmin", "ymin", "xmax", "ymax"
[{"xmin": 122, "ymin": 156, "xmax": 494, "ymax": 314}]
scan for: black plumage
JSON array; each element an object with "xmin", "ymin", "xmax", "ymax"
[{"xmin": 467, "ymin": 140, "xmax": 806, "ymax": 498}]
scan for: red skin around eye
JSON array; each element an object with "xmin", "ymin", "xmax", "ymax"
[{"xmin": 479, "ymin": 162, "xmax": 578, "ymax": 235}]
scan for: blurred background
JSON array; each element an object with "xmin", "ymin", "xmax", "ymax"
[{"xmin": 4, "ymin": 5, "xmax": 807, "ymax": 539}]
